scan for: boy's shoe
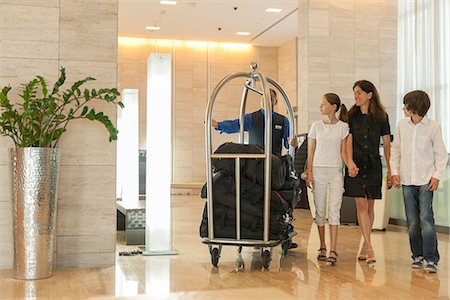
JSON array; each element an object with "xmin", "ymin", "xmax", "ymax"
[
  {"xmin": 289, "ymin": 242, "xmax": 298, "ymax": 249},
  {"xmin": 411, "ymin": 256, "xmax": 424, "ymax": 269},
  {"xmin": 424, "ymin": 261, "xmax": 438, "ymax": 273}
]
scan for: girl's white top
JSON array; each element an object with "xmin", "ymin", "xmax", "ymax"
[{"xmin": 309, "ymin": 120, "xmax": 349, "ymax": 168}]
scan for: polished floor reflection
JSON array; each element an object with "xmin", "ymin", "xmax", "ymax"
[{"xmin": 0, "ymin": 195, "xmax": 448, "ymax": 299}]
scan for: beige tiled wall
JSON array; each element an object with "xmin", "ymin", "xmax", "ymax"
[
  {"xmin": 277, "ymin": 38, "xmax": 298, "ymax": 133},
  {"xmin": 118, "ymin": 40, "xmax": 280, "ymax": 185},
  {"xmin": 298, "ymin": 0, "xmax": 397, "ymax": 133},
  {"xmin": 0, "ymin": 0, "xmax": 118, "ymax": 269}
]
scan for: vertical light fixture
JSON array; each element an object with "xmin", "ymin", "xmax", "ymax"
[
  {"xmin": 116, "ymin": 89, "xmax": 139, "ymax": 206},
  {"xmin": 144, "ymin": 53, "xmax": 177, "ymax": 255}
]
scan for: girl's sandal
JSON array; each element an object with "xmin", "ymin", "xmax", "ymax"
[
  {"xmin": 317, "ymin": 248, "xmax": 327, "ymax": 261},
  {"xmin": 326, "ymin": 250, "xmax": 338, "ymax": 266}
]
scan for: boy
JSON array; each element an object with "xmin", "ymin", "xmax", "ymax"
[{"xmin": 390, "ymin": 90, "xmax": 448, "ymax": 273}]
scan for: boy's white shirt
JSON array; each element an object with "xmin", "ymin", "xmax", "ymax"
[
  {"xmin": 390, "ymin": 116, "xmax": 448, "ymax": 185},
  {"xmin": 309, "ymin": 120, "xmax": 349, "ymax": 168}
]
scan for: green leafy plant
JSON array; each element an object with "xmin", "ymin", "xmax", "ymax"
[{"xmin": 0, "ymin": 67, "xmax": 123, "ymax": 147}]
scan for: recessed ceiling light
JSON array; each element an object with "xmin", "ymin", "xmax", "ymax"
[
  {"xmin": 265, "ymin": 8, "xmax": 282, "ymax": 13},
  {"xmin": 236, "ymin": 32, "xmax": 251, "ymax": 36},
  {"xmin": 160, "ymin": 0, "xmax": 177, "ymax": 5},
  {"xmin": 145, "ymin": 26, "xmax": 160, "ymax": 31}
]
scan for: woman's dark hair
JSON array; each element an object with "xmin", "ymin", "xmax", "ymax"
[
  {"xmin": 324, "ymin": 93, "xmax": 348, "ymax": 122},
  {"xmin": 349, "ymin": 80, "xmax": 387, "ymax": 122},
  {"xmin": 403, "ymin": 90, "xmax": 430, "ymax": 117}
]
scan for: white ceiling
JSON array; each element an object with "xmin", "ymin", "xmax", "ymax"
[{"xmin": 118, "ymin": 0, "xmax": 298, "ymax": 46}]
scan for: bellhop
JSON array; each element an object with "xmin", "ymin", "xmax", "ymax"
[{"xmin": 0, "ymin": 1, "xmax": 449, "ymax": 299}]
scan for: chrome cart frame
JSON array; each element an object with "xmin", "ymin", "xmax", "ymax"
[{"xmin": 203, "ymin": 62, "xmax": 297, "ymax": 269}]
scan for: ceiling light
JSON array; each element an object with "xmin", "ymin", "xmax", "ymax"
[
  {"xmin": 236, "ymin": 32, "xmax": 250, "ymax": 36},
  {"xmin": 118, "ymin": 37, "xmax": 147, "ymax": 46},
  {"xmin": 145, "ymin": 26, "xmax": 160, "ymax": 31},
  {"xmin": 265, "ymin": 8, "xmax": 282, "ymax": 13},
  {"xmin": 219, "ymin": 43, "xmax": 252, "ymax": 50},
  {"xmin": 160, "ymin": 0, "xmax": 177, "ymax": 5}
]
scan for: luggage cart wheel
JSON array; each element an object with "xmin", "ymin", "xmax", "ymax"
[
  {"xmin": 282, "ymin": 240, "xmax": 291, "ymax": 256},
  {"xmin": 235, "ymin": 253, "xmax": 245, "ymax": 270},
  {"xmin": 210, "ymin": 247, "xmax": 220, "ymax": 267},
  {"xmin": 262, "ymin": 250, "xmax": 271, "ymax": 269}
]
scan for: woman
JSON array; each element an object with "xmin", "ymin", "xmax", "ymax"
[{"xmin": 345, "ymin": 80, "xmax": 392, "ymax": 265}]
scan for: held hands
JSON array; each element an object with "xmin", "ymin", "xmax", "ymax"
[
  {"xmin": 347, "ymin": 161, "xmax": 359, "ymax": 177},
  {"xmin": 428, "ymin": 177, "xmax": 440, "ymax": 191}
]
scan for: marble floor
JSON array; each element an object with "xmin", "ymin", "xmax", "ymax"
[{"xmin": 0, "ymin": 195, "xmax": 449, "ymax": 299}]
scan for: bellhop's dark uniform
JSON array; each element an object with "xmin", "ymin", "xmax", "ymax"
[
  {"xmin": 344, "ymin": 109, "xmax": 391, "ymax": 199},
  {"xmin": 215, "ymin": 109, "xmax": 291, "ymax": 156},
  {"xmin": 249, "ymin": 110, "xmax": 286, "ymax": 156}
]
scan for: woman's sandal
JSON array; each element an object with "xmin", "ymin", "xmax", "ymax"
[
  {"xmin": 366, "ymin": 248, "xmax": 376, "ymax": 265},
  {"xmin": 317, "ymin": 248, "xmax": 327, "ymax": 261},
  {"xmin": 358, "ymin": 245, "xmax": 368, "ymax": 260},
  {"xmin": 358, "ymin": 252, "xmax": 368, "ymax": 261},
  {"xmin": 326, "ymin": 250, "xmax": 338, "ymax": 266}
]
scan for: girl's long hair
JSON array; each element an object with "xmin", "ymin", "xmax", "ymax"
[
  {"xmin": 324, "ymin": 93, "xmax": 348, "ymax": 122},
  {"xmin": 349, "ymin": 80, "xmax": 387, "ymax": 122}
]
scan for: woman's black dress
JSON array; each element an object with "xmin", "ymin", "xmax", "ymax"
[{"xmin": 344, "ymin": 109, "xmax": 390, "ymax": 199}]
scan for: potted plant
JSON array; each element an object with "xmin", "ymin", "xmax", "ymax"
[{"xmin": 0, "ymin": 67, "xmax": 122, "ymax": 279}]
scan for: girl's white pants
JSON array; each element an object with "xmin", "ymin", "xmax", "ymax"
[{"xmin": 312, "ymin": 166, "xmax": 344, "ymax": 226}]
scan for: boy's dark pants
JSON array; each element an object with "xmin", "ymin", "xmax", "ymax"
[{"xmin": 402, "ymin": 184, "xmax": 439, "ymax": 263}]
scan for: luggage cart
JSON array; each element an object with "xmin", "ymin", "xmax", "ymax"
[{"xmin": 203, "ymin": 62, "xmax": 297, "ymax": 269}]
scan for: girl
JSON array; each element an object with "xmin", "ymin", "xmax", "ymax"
[
  {"xmin": 345, "ymin": 80, "xmax": 392, "ymax": 265},
  {"xmin": 306, "ymin": 93, "xmax": 349, "ymax": 265}
]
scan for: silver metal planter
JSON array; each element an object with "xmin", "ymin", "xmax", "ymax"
[{"xmin": 11, "ymin": 147, "xmax": 60, "ymax": 280}]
